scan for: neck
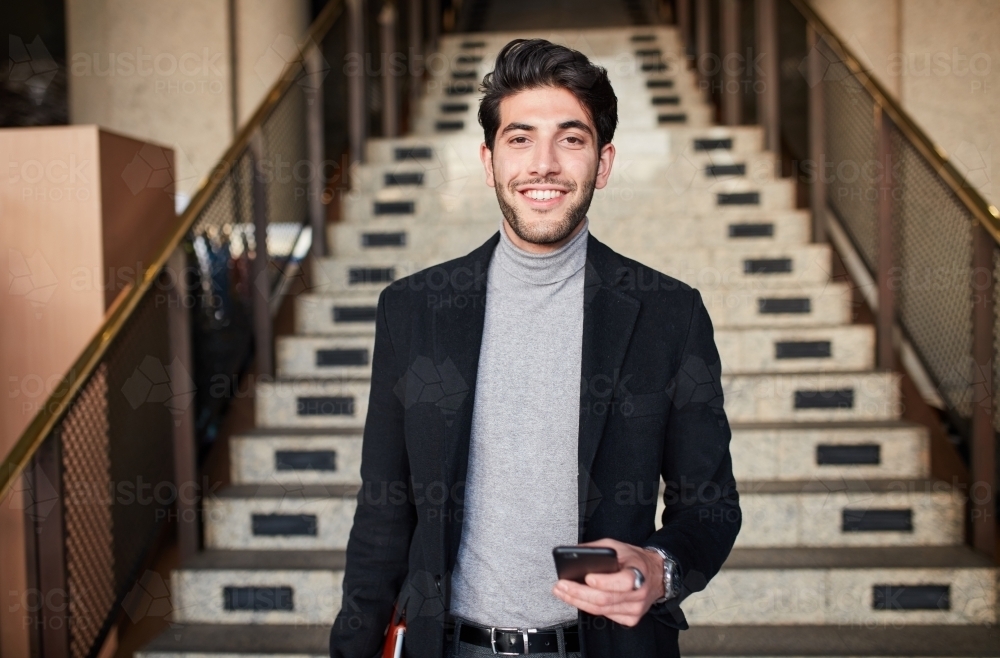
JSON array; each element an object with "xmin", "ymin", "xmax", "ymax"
[{"xmin": 501, "ymin": 217, "xmax": 588, "ymax": 254}]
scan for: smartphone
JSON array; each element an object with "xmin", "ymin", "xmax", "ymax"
[{"xmin": 552, "ymin": 546, "xmax": 619, "ymax": 584}]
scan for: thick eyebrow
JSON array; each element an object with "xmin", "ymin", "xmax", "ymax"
[
  {"xmin": 500, "ymin": 122, "xmax": 534, "ymax": 136},
  {"xmin": 558, "ymin": 119, "xmax": 593, "ymax": 136},
  {"xmin": 499, "ymin": 120, "xmax": 594, "ymax": 137}
]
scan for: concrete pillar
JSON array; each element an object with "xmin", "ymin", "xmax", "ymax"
[{"xmin": 65, "ymin": 0, "xmax": 308, "ymax": 207}]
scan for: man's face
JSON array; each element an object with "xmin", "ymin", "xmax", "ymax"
[{"xmin": 480, "ymin": 85, "xmax": 615, "ymax": 250}]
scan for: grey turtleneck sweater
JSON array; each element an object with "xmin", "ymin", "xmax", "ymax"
[{"xmin": 450, "ymin": 217, "xmax": 589, "ymax": 628}]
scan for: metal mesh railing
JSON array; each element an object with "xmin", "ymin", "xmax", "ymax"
[
  {"xmin": 890, "ymin": 124, "xmax": 976, "ymax": 420},
  {"xmin": 0, "ymin": 0, "xmax": 435, "ymax": 651}
]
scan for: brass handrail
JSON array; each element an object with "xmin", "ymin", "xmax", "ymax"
[
  {"xmin": 0, "ymin": 0, "xmax": 345, "ymax": 500},
  {"xmin": 790, "ymin": 0, "xmax": 1000, "ymax": 244}
]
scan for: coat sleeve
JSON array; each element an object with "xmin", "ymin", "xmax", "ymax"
[
  {"xmin": 644, "ymin": 288, "xmax": 741, "ymax": 625},
  {"xmin": 330, "ymin": 288, "xmax": 417, "ymax": 658}
]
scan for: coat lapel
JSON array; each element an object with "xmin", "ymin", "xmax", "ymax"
[
  {"xmin": 577, "ymin": 235, "xmax": 641, "ymax": 541},
  {"xmin": 433, "ymin": 232, "xmax": 498, "ymax": 569}
]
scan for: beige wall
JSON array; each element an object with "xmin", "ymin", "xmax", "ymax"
[
  {"xmin": 810, "ymin": 0, "xmax": 1000, "ymax": 208},
  {"xmin": 66, "ymin": 0, "xmax": 309, "ymax": 204},
  {"xmin": 235, "ymin": 0, "xmax": 311, "ymax": 127}
]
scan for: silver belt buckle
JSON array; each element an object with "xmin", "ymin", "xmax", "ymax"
[{"xmin": 489, "ymin": 626, "xmax": 524, "ymax": 655}]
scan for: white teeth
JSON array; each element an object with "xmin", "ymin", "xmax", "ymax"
[{"xmin": 524, "ymin": 190, "xmax": 563, "ymax": 200}]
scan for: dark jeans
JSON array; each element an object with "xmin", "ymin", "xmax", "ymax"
[{"xmin": 446, "ymin": 616, "xmax": 583, "ymax": 658}]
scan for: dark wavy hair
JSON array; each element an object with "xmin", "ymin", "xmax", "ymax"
[{"xmin": 478, "ymin": 39, "xmax": 618, "ymax": 152}]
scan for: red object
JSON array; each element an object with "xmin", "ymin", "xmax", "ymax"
[{"xmin": 382, "ymin": 605, "xmax": 406, "ymax": 658}]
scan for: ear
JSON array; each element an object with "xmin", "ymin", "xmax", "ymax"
[
  {"xmin": 593, "ymin": 142, "xmax": 616, "ymax": 190},
  {"xmin": 480, "ymin": 142, "xmax": 496, "ymax": 188}
]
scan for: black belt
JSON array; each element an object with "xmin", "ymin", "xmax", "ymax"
[{"xmin": 458, "ymin": 620, "xmax": 580, "ymax": 654}]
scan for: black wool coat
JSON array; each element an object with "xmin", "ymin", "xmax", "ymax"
[{"xmin": 329, "ymin": 232, "xmax": 741, "ymax": 658}]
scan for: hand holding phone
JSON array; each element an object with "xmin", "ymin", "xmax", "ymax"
[{"xmin": 552, "ymin": 545, "xmax": 619, "ymax": 584}]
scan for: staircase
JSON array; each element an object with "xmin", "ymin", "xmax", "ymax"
[{"xmin": 137, "ymin": 26, "xmax": 999, "ymax": 658}]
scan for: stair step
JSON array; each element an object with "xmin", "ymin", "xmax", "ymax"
[
  {"xmin": 204, "ymin": 484, "xmax": 358, "ymax": 550},
  {"xmin": 255, "ymin": 380, "xmax": 370, "ymax": 428},
  {"xmin": 310, "ymin": 241, "xmax": 830, "ymax": 293},
  {"xmin": 679, "ymin": 624, "xmax": 1000, "ymax": 657},
  {"xmin": 363, "ymin": 126, "xmax": 764, "ymax": 164},
  {"xmin": 295, "ymin": 292, "xmax": 381, "ymax": 336},
  {"xmin": 231, "ymin": 429, "xmax": 362, "ymax": 485},
  {"xmin": 329, "ymin": 213, "xmax": 810, "ymax": 260},
  {"xmin": 136, "ymin": 624, "xmax": 329, "ymax": 658},
  {"xmin": 341, "ymin": 180, "xmax": 795, "ymax": 222},
  {"xmin": 723, "ymin": 371, "xmax": 900, "ymax": 422},
  {"xmin": 170, "ymin": 550, "xmax": 345, "ymax": 625},
  {"xmin": 277, "ymin": 334, "xmax": 375, "ymax": 379},
  {"xmin": 730, "ymin": 479, "xmax": 963, "ymax": 548},
  {"xmin": 717, "ymin": 325, "xmax": 874, "ymax": 374},
  {"xmin": 349, "ymin": 151, "xmax": 779, "ymax": 194},
  {"xmin": 702, "ymin": 282, "xmax": 852, "ymax": 328},
  {"xmin": 731, "ymin": 421, "xmax": 929, "ymax": 481},
  {"xmin": 685, "ymin": 546, "xmax": 996, "ymax": 626}
]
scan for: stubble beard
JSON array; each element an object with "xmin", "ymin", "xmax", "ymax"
[{"xmin": 493, "ymin": 166, "xmax": 598, "ymax": 245}]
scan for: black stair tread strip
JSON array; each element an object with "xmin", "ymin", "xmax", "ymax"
[
  {"xmin": 843, "ymin": 508, "xmax": 913, "ymax": 532},
  {"xmin": 141, "ymin": 623, "xmax": 333, "ymax": 653},
  {"xmin": 645, "ymin": 79, "xmax": 675, "ymax": 88},
  {"xmin": 216, "ymin": 483, "xmax": 361, "ymax": 498},
  {"xmin": 181, "ymin": 549, "xmax": 348, "ymax": 571},
  {"xmin": 721, "ymin": 546, "xmax": 992, "ymax": 570},
  {"xmin": 816, "ymin": 443, "xmax": 880, "ymax": 464},
  {"xmin": 237, "ymin": 426, "xmax": 364, "ymax": 438},
  {"xmin": 679, "ymin": 624, "xmax": 1000, "ymax": 656},
  {"xmin": 734, "ymin": 478, "xmax": 949, "ymax": 494}
]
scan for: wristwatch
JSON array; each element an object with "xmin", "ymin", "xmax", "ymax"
[{"xmin": 642, "ymin": 545, "xmax": 680, "ymax": 604}]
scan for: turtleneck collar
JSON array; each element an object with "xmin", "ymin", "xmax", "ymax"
[{"xmin": 494, "ymin": 216, "xmax": 589, "ymax": 285}]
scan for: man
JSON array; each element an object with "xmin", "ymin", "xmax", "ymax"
[{"xmin": 330, "ymin": 39, "xmax": 740, "ymax": 658}]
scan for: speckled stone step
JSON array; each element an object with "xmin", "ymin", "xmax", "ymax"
[
  {"xmin": 683, "ymin": 547, "xmax": 997, "ymax": 626},
  {"xmin": 701, "ymin": 282, "xmax": 852, "ymax": 328},
  {"xmin": 717, "ymin": 325, "xmax": 875, "ymax": 374},
  {"xmin": 347, "ymin": 151, "xmax": 779, "ymax": 195},
  {"xmin": 136, "ymin": 623, "xmax": 329, "ymax": 658},
  {"xmin": 328, "ymin": 213, "xmax": 810, "ymax": 260},
  {"xmin": 203, "ymin": 484, "xmax": 359, "ymax": 550},
  {"xmin": 679, "ymin": 623, "xmax": 1000, "ymax": 657},
  {"xmin": 413, "ymin": 101, "xmax": 714, "ymax": 134},
  {"xmin": 731, "ymin": 479, "xmax": 964, "ymax": 548},
  {"xmin": 277, "ymin": 334, "xmax": 376, "ymax": 379},
  {"xmin": 730, "ymin": 421, "xmax": 929, "ymax": 482},
  {"xmin": 255, "ymin": 379, "xmax": 370, "ymax": 429},
  {"xmin": 295, "ymin": 292, "xmax": 381, "ymax": 336},
  {"xmin": 310, "ymin": 240, "xmax": 828, "ymax": 293},
  {"xmin": 722, "ymin": 371, "xmax": 900, "ymax": 423},
  {"xmin": 341, "ymin": 179, "xmax": 795, "ymax": 223},
  {"xmin": 170, "ymin": 550, "xmax": 345, "ymax": 626},
  {"xmin": 363, "ymin": 126, "xmax": 765, "ymax": 164},
  {"xmin": 230, "ymin": 429, "xmax": 362, "ymax": 485}
]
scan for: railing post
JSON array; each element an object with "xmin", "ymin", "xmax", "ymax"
[
  {"xmin": 249, "ymin": 131, "xmax": 274, "ymax": 377},
  {"xmin": 755, "ymin": 0, "xmax": 780, "ymax": 162},
  {"xmin": 971, "ymin": 222, "xmax": 997, "ymax": 559},
  {"xmin": 305, "ymin": 45, "xmax": 327, "ymax": 258},
  {"xmin": 720, "ymin": 0, "xmax": 741, "ymax": 125},
  {"xmin": 347, "ymin": 0, "xmax": 367, "ymax": 164},
  {"xmin": 695, "ymin": 0, "xmax": 710, "ymax": 92},
  {"xmin": 875, "ymin": 104, "xmax": 896, "ymax": 371},
  {"xmin": 807, "ymin": 25, "xmax": 827, "ymax": 243},
  {"xmin": 427, "ymin": 0, "xmax": 440, "ymax": 55},
  {"xmin": 380, "ymin": 1, "xmax": 399, "ymax": 138},
  {"xmin": 677, "ymin": 0, "xmax": 692, "ymax": 64},
  {"xmin": 409, "ymin": 0, "xmax": 423, "ymax": 106},
  {"xmin": 167, "ymin": 248, "xmax": 198, "ymax": 559}
]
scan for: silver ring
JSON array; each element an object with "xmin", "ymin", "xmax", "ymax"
[{"xmin": 630, "ymin": 567, "xmax": 645, "ymax": 590}]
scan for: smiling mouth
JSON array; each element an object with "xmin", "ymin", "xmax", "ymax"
[{"xmin": 519, "ymin": 188, "xmax": 568, "ymax": 202}]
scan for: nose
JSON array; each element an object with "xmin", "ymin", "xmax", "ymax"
[{"xmin": 528, "ymin": 136, "xmax": 561, "ymax": 179}]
